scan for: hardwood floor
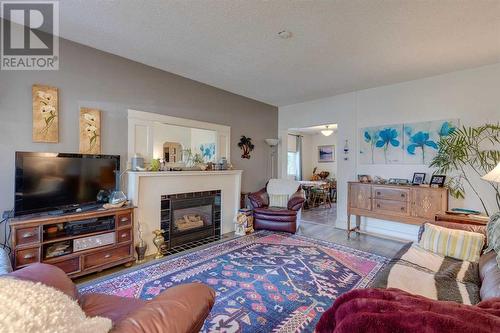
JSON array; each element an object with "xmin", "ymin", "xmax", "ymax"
[
  {"xmin": 297, "ymin": 221, "xmax": 407, "ymax": 258},
  {"xmin": 300, "ymin": 204, "xmax": 337, "ymax": 226}
]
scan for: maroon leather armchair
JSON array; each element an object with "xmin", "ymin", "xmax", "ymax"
[
  {"xmin": 9, "ymin": 263, "xmax": 215, "ymax": 333},
  {"xmin": 248, "ymin": 185, "xmax": 305, "ymax": 233}
]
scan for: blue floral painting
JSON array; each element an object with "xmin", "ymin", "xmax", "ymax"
[
  {"xmin": 403, "ymin": 119, "xmax": 458, "ymax": 164},
  {"xmin": 359, "ymin": 124, "xmax": 403, "ymax": 164},
  {"xmin": 359, "ymin": 119, "xmax": 458, "ymax": 165},
  {"xmin": 199, "ymin": 143, "xmax": 216, "ymax": 162}
]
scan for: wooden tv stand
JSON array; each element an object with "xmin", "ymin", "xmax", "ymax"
[{"xmin": 10, "ymin": 206, "xmax": 135, "ymax": 278}]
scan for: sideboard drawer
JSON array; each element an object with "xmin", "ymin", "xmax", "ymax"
[
  {"xmin": 373, "ymin": 187, "xmax": 409, "ymax": 202},
  {"xmin": 116, "ymin": 213, "xmax": 132, "ymax": 228},
  {"xmin": 15, "ymin": 247, "xmax": 40, "ymax": 267},
  {"xmin": 116, "ymin": 228, "xmax": 132, "ymax": 243},
  {"xmin": 51, "ymin": 257, "xmax": 80, "ymax": 275},
  {"xmin": 83, "ymin": 244, "xmax": 131, "ymax": 270},
  {"xmin": 373, "ymin": 199, "xmax": 409, "ymax": 216},
  {"xmin": 15, "ymin": 226, "xmax": 40, "ymax": 246}
]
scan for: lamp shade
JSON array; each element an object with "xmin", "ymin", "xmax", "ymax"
[
  {"xmin": 265, "ymin": 138, "xmax": 279, "ymax": 147},
  {"xmin": 482, "ymin": 162, "xmax": 500, "ymax": 183},
  {"xmin": 321, "ymin": 126, "xmax": 333, "ymax": 137}
]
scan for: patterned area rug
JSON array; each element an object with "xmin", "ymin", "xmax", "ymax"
[{"xmin": 79, "ymin": 231, "xmax": 389, "ymax": 332}]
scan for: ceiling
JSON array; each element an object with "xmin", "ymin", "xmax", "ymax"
[
  {"xmin": 24, "ymin": 1, "xmax": 500, "ymax": 105},
  {"xmin": 290, "ymin": 124, "xmax": 338, "ymax": 135}
]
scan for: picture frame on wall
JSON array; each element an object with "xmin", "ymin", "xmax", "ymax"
[
  {"xmin": 32, "ymin": 84, "xmax": 59, "ymax": 143},
  {"xmin": 412, "ymin": 172, "xmax": 426, "ymax": 185},
  {"xmin": 357, "ymin": 175, "xmax": 372, "ymax": 183},
  {"xmin": 430, "ymin": 175, "xmax": 446, "ymax": 188},
  {"xmin": 318, "ymin": 145, "xmax": 335, "ymax": 163},
  {"xmin": 79, "ymin": 108, "xmax": 101, "ymax": 154}
]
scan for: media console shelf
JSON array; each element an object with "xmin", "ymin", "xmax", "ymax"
[
  {"xmin": 10, "ymin": 206, "xmax": 135, "ymax": 278},
  {"xmin": 347, "ymin": 182, "xmax": 448, "ymax": 238}
]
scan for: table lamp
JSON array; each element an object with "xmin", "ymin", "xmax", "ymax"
[
  {"xmin": 482, "ymin": 162, "xmax": 500, "ymax": 218},
  {"xmin": 482, "ymin": 162, "xmax": 500, "ymax": 183}
]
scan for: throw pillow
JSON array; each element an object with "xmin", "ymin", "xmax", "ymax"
[
  {"xmin": 484, "ymin": 211, "xmax": 500, "ymax": 267},
  {"xmin": 0, "ymin": 277, "xmax": 112, "ymax": 333},
  {"xmin": 269, "ymin": 194, "xmax": 289, "ymax": 208},
  {"xmin": 419, "ymin": 223, "xmax": 485, "ymax": 262}
]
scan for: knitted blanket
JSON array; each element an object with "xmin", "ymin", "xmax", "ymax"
[
  {"xmin": 372, "ymin": 243, "xmax": 480, "ymax": 304},
  {"xmin": 315, "ymin": 288, "xmax": 500, "ymax": 333},
  {"xmin": 0, "ymin": 277, "xmax": 111, "ymax": 333}
]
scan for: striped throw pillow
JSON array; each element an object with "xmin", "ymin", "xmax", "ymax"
[
  {"xmin": 419, "ymin": 223, "xmax": 485, "ymax": 262},
  {"xmin": 269, "ymin": 194, "xmax": 289, "ymax": 208}
]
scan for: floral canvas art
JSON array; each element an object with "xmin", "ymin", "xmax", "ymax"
[
  {"xmin": 359, "ymin": 119, "xmax": 459, "ymax": 165},
  {"xmin": 359, "ymin": 124, "xmax": 403, "ymax": 164},
  {"xmin": 199, "ymin": 143, "xmax": 216, "ymax": 162},
  {"xmin": 403, "ymin": 119, "xmax": 458, "ymax": 164},
  {"xmin": 79, "ymin": 108, "xmax": 101, "ymax": 154},
  {"xmin": 32, "ymin": 84, "xmax": 58, "ymax": 143}
]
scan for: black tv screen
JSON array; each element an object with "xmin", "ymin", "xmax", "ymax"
[{"xmin": 15, "ymin": 152, "xmax": 120, "ymax": 216}]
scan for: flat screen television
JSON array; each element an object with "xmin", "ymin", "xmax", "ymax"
[{"xmin": 15, "ymin": 152, "xmax": 120, "ymax": 216}]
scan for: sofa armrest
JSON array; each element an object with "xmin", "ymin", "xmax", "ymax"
[
  {"xmin": 287, "ymin": 189, "xmax": 305, "ymax": 211},
  {"xmin": 248, "ymin": 187, "xmax": 269, "ymax": 209},
  {"xmin": 9, "ymin": 263, "xmax": 78, "ymax": 300},
  {"xmin": 111, "ymin": 283, "xmax": 215, "ymax": 333}
]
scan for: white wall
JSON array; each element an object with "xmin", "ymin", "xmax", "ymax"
[{"xmin": 279, "ymin": 63, "xmax": 500, "ymax": 240}]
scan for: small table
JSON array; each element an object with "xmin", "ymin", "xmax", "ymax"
[{"xmin": 435, "ymin": 213, "xmax": 489, "ymax": 225}]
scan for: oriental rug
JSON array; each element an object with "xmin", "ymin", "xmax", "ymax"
[{"xmin": 79, "ymin": 231, "xmax": 389, "ymax": 332}]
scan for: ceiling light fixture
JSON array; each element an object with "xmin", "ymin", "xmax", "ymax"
[
  {"xmin": 277, "ymin": 30, "xmax": 292, "ymax": 39},
  {"xmin": 321, "ymin": 126, "xmax": 333, "ymax": 137}
]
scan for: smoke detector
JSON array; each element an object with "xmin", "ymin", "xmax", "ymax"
[{"xmin": 277, "ymin": 30, "xmax": 292, "ymax": 39}]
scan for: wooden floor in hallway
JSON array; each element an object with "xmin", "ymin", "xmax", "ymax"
[
  {"xmin": 300, "ymin": 204, "xmax": 337, "ymax": 226},
  {"xmin": 296, "ymin": 220, "xmax": 407, "ymax": 258}
]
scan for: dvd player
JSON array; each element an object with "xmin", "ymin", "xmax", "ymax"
[{"xmin": 64, "ymin": 216, "xmax": 115, "ymax": 236}]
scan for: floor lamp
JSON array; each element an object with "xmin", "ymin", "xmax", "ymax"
[{"xmin": 265, "ymin": 138, "xmax": 279, "ymax": 179}]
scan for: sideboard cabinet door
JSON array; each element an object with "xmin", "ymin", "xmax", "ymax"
[
  {"xmin": 411, "ymin": 188, "xmax": 445, "ymax": 220},
  {"xmin": 349, "ymin": 183, "xmax": 372, "ymax": 211}
]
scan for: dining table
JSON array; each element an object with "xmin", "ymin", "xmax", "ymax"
[{"xmin": 298, "ymin": 180, "xmax": 328, "ymax": 209}]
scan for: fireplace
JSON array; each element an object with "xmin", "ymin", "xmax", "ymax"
[{"xmin": 161, "ymin": 191, "xmax": 221, "ymax": 249}]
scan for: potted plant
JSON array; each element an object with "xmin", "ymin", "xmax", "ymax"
[{"xmin": 430, "ymin": 123, "xmax": 500, "ymax": 215}]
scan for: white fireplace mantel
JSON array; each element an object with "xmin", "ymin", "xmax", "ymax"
[{"xmin": 127, "ymin": 170, "xmax": 242, "ymax": 255}]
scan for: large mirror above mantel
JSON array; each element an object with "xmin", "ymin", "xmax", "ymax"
[{"xmin": 127, "ymin": 109, "xmax": 231, "ymax": 168}]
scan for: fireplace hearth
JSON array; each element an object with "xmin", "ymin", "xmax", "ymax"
[{"xmin": 161, "ymin": 191, "xmax": 221, "ymax": 250}]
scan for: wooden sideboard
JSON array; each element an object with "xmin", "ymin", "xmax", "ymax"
[
  {"xmin": 347, "ymin": 182, "xmax": 448, "ymax": 238},
  {"xmin": 10, "ymin": 206, "xmax": 135, "ymax": 278}
]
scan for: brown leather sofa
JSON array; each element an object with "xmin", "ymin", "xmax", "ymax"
[
  {"xmin": 8, "ymin": 263, "xmax": 216, "ymax": 333},
  {"xmin": 248, "ymin": 186, "xmax": 305, "ymax": 233}
]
